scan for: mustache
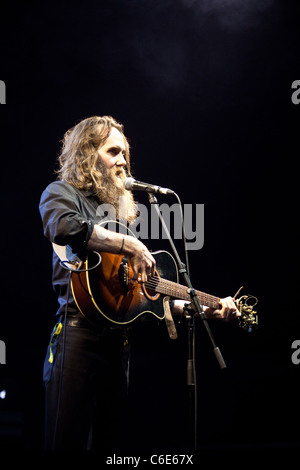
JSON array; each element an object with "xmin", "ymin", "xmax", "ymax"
[
  {"xmin": 97, "ymin": 160, "xmax": 128, "ymax": 182},
  {"xmin": 112, "ymin": 166, "xmax": 127, "ymax": 179}
]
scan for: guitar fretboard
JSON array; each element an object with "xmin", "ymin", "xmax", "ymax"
[{"xmin": 145, "ymin": 276, "xmax": 220, "ymax": 310}]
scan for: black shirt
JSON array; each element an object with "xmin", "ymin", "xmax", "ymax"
[{"xmin": 39, "ymin": 180, "xmax": 103, "ymax": 317}]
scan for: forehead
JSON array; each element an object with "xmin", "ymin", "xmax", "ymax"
[{"xmin": 101, "ymin": 126, "xmax": 125, "ymax": 149}]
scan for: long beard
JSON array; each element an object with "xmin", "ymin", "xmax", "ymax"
[{"xmin": 95, "ymin": 163, "xmax": 138, "ymax": 224}]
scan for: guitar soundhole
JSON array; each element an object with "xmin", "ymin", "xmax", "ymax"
[{"xmin": 142, "ymin": 270, "xmax": 160, "ymax": 301}]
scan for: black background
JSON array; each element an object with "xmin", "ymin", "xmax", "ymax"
[{"xmin": 0, "ymin": 0, "xmax": 299, "ymax": 458}]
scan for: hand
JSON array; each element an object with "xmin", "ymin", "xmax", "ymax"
[
  {"xmin": 125, "ymin": 238, "xmax": 156, "ymax": 283},
  {"xmin": 171, "ymin": 298, "xmax": 240, "ymax": 322},
  {"xmin": 205, "ymin": 296, "xmax": 240, "ymax": 322},
  {"xmin": 88, "ymin": 226, "xmax": 156, "ymax": 282}
]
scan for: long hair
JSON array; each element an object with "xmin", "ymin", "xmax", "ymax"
[{"xmin": 56, "ymin": 116, "xmax": 131, "ymax": 191}]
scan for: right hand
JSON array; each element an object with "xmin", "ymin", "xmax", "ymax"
[{"xmin": 125, "ymin": 238, "xmax": 156, "ymax": 283}]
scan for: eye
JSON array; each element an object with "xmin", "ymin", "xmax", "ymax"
[
  {"xmin": 107, "ymin": 147, "xmax": 126, "ymax": 157},
  {"xmin": 108, "ymin": 148, "xmax": 118, "ymax": 155}
]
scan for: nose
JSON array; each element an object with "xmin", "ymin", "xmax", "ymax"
[{"xmin": 116, "ymin": 152, "xmax": 127, "ymax": 166}]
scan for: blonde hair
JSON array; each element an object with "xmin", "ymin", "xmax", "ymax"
[{"xmin": 56, "ymin": 116, "xmax": 131, "ymax": 191}]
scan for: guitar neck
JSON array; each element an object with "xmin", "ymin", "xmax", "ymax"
[{"xmin": 148, "ymin": 277, "xmax": 220, "ymax": 310}]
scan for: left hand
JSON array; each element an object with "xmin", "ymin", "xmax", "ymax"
[
  {"xmin": 204, "ymin": 296, "xmax": 240, "ymax": 322},
  {"xmin": 172, "ymin": 297, "xmax": 240, "ymax": 322}
]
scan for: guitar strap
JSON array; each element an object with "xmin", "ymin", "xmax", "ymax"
[{"xmin": 163, "ymin": 296, "xmax": 178, "ymax": 340}]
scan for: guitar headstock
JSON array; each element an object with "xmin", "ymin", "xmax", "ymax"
[{"xmin": 235, "ymin": 294, "xmax": 258, "ymax": 332}]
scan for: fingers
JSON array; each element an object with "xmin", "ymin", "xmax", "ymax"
[
  {"xmin": 133, "ymin": 262, "xmax": 155, "ymax": 283},
  {"xmin": 130, "ymin": 244, "xmax": 156, "ymax": 283},
  {"xmin": 214, "ymin": 296, "xmax": 240, "ymax": 322}
]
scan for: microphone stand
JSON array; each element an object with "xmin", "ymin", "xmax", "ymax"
[{"xmin": 148, "ymin": 193, "xmax": 227, "ymax": 451}]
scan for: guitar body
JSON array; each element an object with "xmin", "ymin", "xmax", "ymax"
[{"xmin": 71, "ymin": 250, "xmax": 179, "ymax": 326}]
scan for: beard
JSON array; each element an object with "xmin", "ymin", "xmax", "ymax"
[{"xmin": 95, "ymin": 162, "xmax": 139, "ymax": 224}]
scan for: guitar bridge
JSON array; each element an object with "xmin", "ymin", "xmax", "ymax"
[{"xmin": 119, "ymin": 256, "xmax": 129, "ymax": 295}]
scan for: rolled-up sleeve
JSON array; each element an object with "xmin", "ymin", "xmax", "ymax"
[{"xmin": 39, "ymin": 181, "xmax": 94, "ymax": 252}]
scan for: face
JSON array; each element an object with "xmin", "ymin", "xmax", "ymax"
[
  {"xmin": 97, "ymin": 126, "xmax": 127, "ymax": 174},
  {"xmin": 95, "ymin": 126, "xmax": 137, "ymax": 223}
]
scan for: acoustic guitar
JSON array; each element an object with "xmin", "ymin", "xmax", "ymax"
[{"xmin": 52, "ymin": 221, "xmax": 258, "ymax": 331}]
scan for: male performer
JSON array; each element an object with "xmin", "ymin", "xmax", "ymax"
[{"xmin": 39, "ymin": 115, "xmax": 239, "ymax": 450}]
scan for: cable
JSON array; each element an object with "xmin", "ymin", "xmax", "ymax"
[
  {"xmin": 192, "ymin": 316, "xmax": 198, "ymax": 451},
  {"xmin": 172, "ymin": 193, "xmax": 198, "ymax": 450},
  {"xmin": 59, "ymin": 250, "xmax": 102, "ymax": 272},
  {"xmin": 51, "ymin": 250, "xmax": 101, "ymax": 448},
  {"xmin": 173, "ymin": 192, "xmax": 190, "ymax": 278},
  {"xmin": 51, "ymin": 269, "xmax": 71, "ymax": 449}
]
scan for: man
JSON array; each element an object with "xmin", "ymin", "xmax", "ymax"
[{"xmin": 39, "ymin": 115, "xmax": 239, "ymax": 450}]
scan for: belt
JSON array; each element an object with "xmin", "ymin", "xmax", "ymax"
[
  {"xmin": 64, "ymin": 315, "xmax": 98, "ymax": 329},
  {"xmin": 60, "ymin": 314, "xmax": 111, "ymax": 332},
  {"xmin": 60, "ymin": 314, "xmax": 131, "ymax": 340}
]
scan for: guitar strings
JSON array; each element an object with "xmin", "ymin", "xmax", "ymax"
[
  {"xmin": 125, "ymin": 266, "xmax": 219, "ymax": 306},
  {"xmin": 145, "ymin": 277, "xmax": 219, "ymax": 303}
]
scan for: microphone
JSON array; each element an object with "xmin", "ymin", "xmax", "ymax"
[{"xmin": 124, "ymin": 177, "xmax": 174, "ymax": 195}]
